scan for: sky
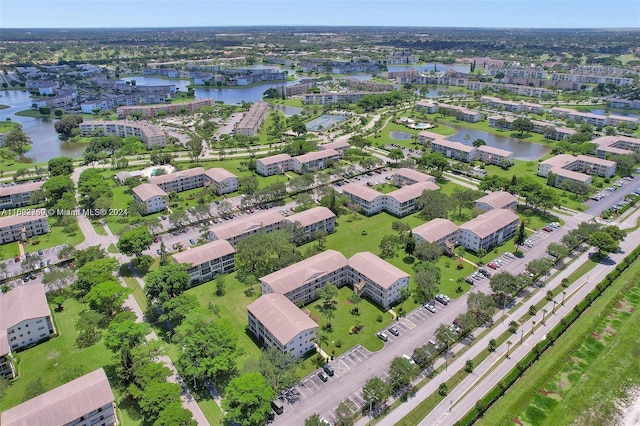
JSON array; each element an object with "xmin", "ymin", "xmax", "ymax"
[{"xmin": 1, "ymin": 0, "xmax": 639, "ymax": 29}]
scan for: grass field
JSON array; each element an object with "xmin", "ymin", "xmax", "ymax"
[{"xmin": 477, "ymin": 253, "xmax": 640, "ymax": 426}]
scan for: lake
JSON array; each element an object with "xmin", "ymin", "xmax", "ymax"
[
  {"xmin": 388, "ymin": 62, "xmax": 470, "ymax": 74},
  {"xmin": 446, "ymin": 126, "xmax": 551, "ymax": 161},
  {"xmin": 390, "ymin": 131, "xmax": 414, "ymax": 140},
  {"xmin": 0, "ymin": 90, "xmax": 86, "ymax": 163},
  {"xmin": 591, "ymin": 109, "xmax": 639, "ymax": 118}
]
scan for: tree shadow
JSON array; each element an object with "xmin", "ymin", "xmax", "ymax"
[{"xmin": 402, "ymin": 256, "xmax": 415, "ymax": 265}]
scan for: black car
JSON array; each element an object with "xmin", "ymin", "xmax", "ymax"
[
  {"xmin": 464, "ymin": 277, "xmax": 475, "ymax": 285},
  {"xmin": 317, "ymin": 371, "xmax": 329, "ymax": 382},
  {"xmin": 479, "ymin": 268, "xmax": 491, "ymax": 278},
  {"xmin": 323, "ymin": 364, "xmax": 335, "ymax": 376}
]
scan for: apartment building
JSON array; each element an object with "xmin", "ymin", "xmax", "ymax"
[
  {"xmin": 209, "ymin": 210, "xmax": 285, "ymax": 246},
  {"xmin": 348, "ymin": 252, "xmax": 410, "ymax": 308},
  {"xmin": 416, "ymin": 100, "xmax": 440, "ymax": 114},
  {"xmin": 235, "ymin": 101, "xmax": 269, "ymax": 137},
  {"xmin": 477, "ymin": 145, "xmax": 515, "ymax": 167},
  {"xmin": 0, "ymin": 284, "xmax": 55, "ymax": 355},
  {"xmin": 318, "ymin": 140, "xmax": 351, "ymax": 157},
  {"xmin": 172, "ymin": 239, "xmax": 235, "ymax": 285},
  {"xmin": 292, "ymin": 149, "xmax": 341, "ymax": 173},
  {"xmin": 117, "ymin": 98, "xmax": 215, "ymax": 118},
  {"xmin": 430, "ymin": 139, "xmax": 477, "ymax": 162},
  {"xmin": 204, "ymin": 168, "xmax": 239, "ymax": 195},
  {"xmin": 412, "ymin": 218, "xmax": 460, "ymax": 254},
  {"xmin": 480, "ymin": 96, "xmax": 544, "ymax": 113},
  {"xmin": 385, "ymin": 181, "xmax": 440, "ymax": 217},
  {"xmin": 394, "ymin": 168, "xmax": 435, "ymax": 186},
  {"xmin": 607, "ymin": 115, "xmax": 638, "ymax": 129},
  {"xmin": 608, "ymin": 98, "xmax": 640, "ymax": 110},
  {"xmin": 439, "ymin": 105, "xmax": 482, "ymax": 122},
  {"xmin": 593, "ymin": 135, "xmax": 640, "ymax": 159},
  {"xmin": 0, "ymin": 181, "xmax": 44, "ymax": 209},
  {"xmin": 0, "ymin": 212, "xmax": 50, "ymax": 245},
  {"xmin": 340, "ymin": 183, "xmax": 387, "ymax": 216},
  {"xmin": 256, "ymin": 154, "xmax": 293, "ymax": 176},
  {"xmin": 1, "ymin": 368, "xmax": 116, "ymax": 426},
  {"xmin": 132, "ymin": 183, "xmax": 168, "ymax": 215},
  {"xmin": 488, "ymin": 115, "xmax": 576, "ymax": 141},
  {"xmin": 247, "ymin": 293, "xmax": 318, "ymax": 359},
  {"xmin": 550, "ymin": 107, "xmax": 608, "ymax": 127},
  {"xmin": 417, "ymin": 130, "xmax": 445, "ymax": 146},
  {"xmin": 551, "ymin": 73, "xmax": 633, "ymax": 86},
  {"xmin": 149, "ymin": 167, "xmax": 206, "ymax": 193},
  {"xmin": 475, "ymin": 191, "xmax": 518, "ymax": 212},
  {"xmin": 458, "ymin": 208, "xmax": 519, "ymax": 252},
  {"xmin": 538, "ymin": 154, "xmax": 616, "ymax": 180},
  {"xmin": 303, "ymin": 93, "xmax": 366, "ymax": 105},
  {"xmin": 285, "ymin": 207, "xmax": 336, "ymax": 242},
  {"xmin": 79, "ymin": 120, "xmax": 167, "ymax": 148}
]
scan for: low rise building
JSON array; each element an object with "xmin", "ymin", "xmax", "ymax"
[
  {"xmin": 149, "ymin": 167, "xmax": 206, "ymax": 193},
  {"xmin": 412, "ymin": 218, "xmax": 459, "ymax": 254},
  {"xmin": 209, "ymin": 210, "xmax": 285, "ymax": 246},
  {"xmin": 131, "ymin": 183, "xmax": 168, "ymax": 215},
  {"xmin": 318, "ymin": 140, "xmax": 351, "ymax": 157},
  {"xmin": 285, "ymin": 207, "xmax": 336, "ymax": 242},
  {"xmin": 247, "ymin": 293, "xmax": 318, "ymax": 359},
  {"xmin": 0, "ymin": 181, "xmax": 44, "ymax": 209},
  {"xmin": 292, "ymin": 149, "xmax": 341, "ymax": 173},
  {"xmin": 430, "ymin": 139, "xmax": 477, "ymax": 162},
  {"xmin": 458, "ymin": 208, "xmax": 519, "ymax": 252},
  {"xmin": 593, "ymin": 135, "xmax": 640, "ymax": 159},
  {"xmin": 0, "ymin": 368, "xmax": 117, "ymax": 426},
  {"xmin": 235, "ymin": 101, "xmax": 269, "ymax": 137},
  {"xmin": 538, "ymin": 154, "xmax": 616, "ymax": 186},
  {"xmin": 79, "ymin": 120, "xmax": 167, "ymax": 149},
  {"xmin": 347, "ymin": 252, "xmax": 409, "ymax": 308},
  {"xmin": 204, "ymin": 168, "xmax": 239, "ymax": 195},
  {"xmin": 477, "ymin": 145, "xmax": 515, "ymax": 167},
  {"xmin": 340, "ymin": 183, "xmax": 388, "ymax": 216},
  {"xmin": 117, "ymin": 98, "xmax": 215, "ymax": 118},
  {"xmin": 393, "ymin": 168, "xmax": 435, "ymax": 186},
  {"xmin": 385, "ymin": 181, "xmax": 440, "ymax": 217},
  {"xmin": 256, "ymin": 154, "xmax": 292, "ymax": 176},
  {"xmin": 475, "ymin": 191, "xmax": 518, "ymax": 212},
  {"xmin": 303, "ymin": 93, "xmax": 366, "ymax": 105},
  {"xmin": 172, "ymin": 240, "xmax": 235, "ymax": 285},
  {"xmin": 0, "ymin": 211, "xmax": 49, "ymax": 245}
]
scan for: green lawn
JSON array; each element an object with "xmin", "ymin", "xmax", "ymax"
[
  {"xmin": 14, "ymin": 109, "xmax": 47, "ymax": 118},
  {"xmin": 24, "ymin": 222, "xmax": 85, "ymax": 253},
  {"xmin": 119, "ymin": 267, "xmax": 148, "ymax": 312}
]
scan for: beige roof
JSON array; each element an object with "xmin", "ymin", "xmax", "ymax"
[
  {"xmin": 413, "ymin": 218, "xmax": 459, "ymax": 243},
  {"xmin": 477, "ymin": 145, "xmax": 514, "ymax": 157},
  {"xmin": 257, "ymin": 153, "xmax": 292, "ymax": 166},
  {"xmin": 475, "ymin": 191, "xmax": 517, "ymax": 210},
  {"xmin": 0, "ymin": 284, "xmax": 52, "ymax": 330},
  {"xmin": 432, "ymin": 139, "xmax": 476, "ymax": 153},
  {"xmin": 552, "ymin": 167, "xmax": 592, "ymax": 183},
  {"xmin": 348, "ymin": 252, "xmax": 409, "ymax": 289},
  {"xmin": 0, "ymin": 210, "xmax": 48, "ymax": 229},
  {"xmin": 0, "ymin": 181, "xmax": 44, "ymax": 197},
  {"xmin": 172, "ymin": 239, "xmax": 235, "ymax": 267},
  {"xmin": 387, "ymin": 181, "xmax": 439, "ymax": 203},
  {"xmin": 132, "ymin": 183, "xmax": 167, "ymax": 201},
  {"xmin": 540, "ymin": 154, "xmax": 578, "ymax": 169},
  {"xmin": 341, "ymin": 183, "xmax": 383, "ymax": 202},
  {"xmin": 294, "ymin": 149, "xmax": 340, "ymax": 164},
  {"xmin": 0, "ymin": 329, "xmax": 8, "ymax": 357},
  {"xmin": 576, "ymin": 155, "xmax": 616, "ymax": 168},
  {"xmin": 593, "ymin": 135, "xmax": 640, "ymax": 148},
  {"xmin": 460, "ymin": 209, "xmax": 519, "ymax": 239},
  {"xmin": 149, "ymin": 167, "xmax": 205, "ymax": 185},
  {"xmin": 210, "ymin": 210, "xmax": 284, "ymax": 241},
  {"xmin": 286, "ymin": 206, "xmax": 335, "ymax": 227},
  {"xmin": 1, "ymin": 368, "xmax": 115, "ymax": 426},
  {"xmin": 320, "ymin": 140, "xmax": 350, "ymax": 151},
  {"xmin": 247, "ymin": 293, "xmax": 318, "ymax": 346},
  {"xmin": 205, "ymin": 167, "xmax": 237, "ymax": 182},
  {"xmin": 261, "ymin": 249, "xmax": 348, "ymax": 294},
  {"xmin": 395, "ymin": 168, "xmax": 434, "ymax": 182}
]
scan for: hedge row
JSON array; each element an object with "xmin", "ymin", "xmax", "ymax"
[{"xmin": 455, "ymin": 242, "xmax": 640, "ymax": 425}]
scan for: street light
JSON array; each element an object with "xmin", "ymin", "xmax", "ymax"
[
  {"xmin": 562, "ymin": 291, "xmax": 566, "ymax": 306},
  {"xmin": 520, "ymin": 328, "xmax": 524, "ymax": 345},
  {"xmin": 552, "ymin": 300, "xmax": 557, "ymax": 314}
]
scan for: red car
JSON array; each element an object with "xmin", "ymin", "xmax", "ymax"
[
  {"xmin": 542, "ymin": 226, "xmax": 552, "ymax": 232},
  {"xmin": 14, "ymin": 255, "xmax": 20, "ymax": 262},
  {"xmin": 153, "ymin": 237, "xmax": 159, "ymax": 243},
  {"xmin": 487, "ymin": 262, "xmax": 498, "ymax": 270}
]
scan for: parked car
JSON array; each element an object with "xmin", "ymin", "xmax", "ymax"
[
  {"xmin": 323, "ymin": 364, "xmax": 335, "ymax": 377},
  {"xmin": 14, "ymin": 255, "xmax": 20, "ymax": 262},
  {"xmin": 317, "ymin": 371, "xmax": 329, "ymax": 382},
  {"xmin": 542, "ymin": 226, "xmax": 552, "ymax": 232},
  {"xmin": 189, "ymin": 239, "xmax": 196, "ymax": 245},
  {"xmin": 464, "ymin": 277, "xmax": 475, "ymax": 285},
  {"xmin": 376, "ymin": 332, "xmax": 389, "ymax": 342},
  {"xmin": 424, "ymin": 303, "xmax": 437, "ymax": 313},
  {"xmin": 487, "ymin": 262, "xmax": 498, "ymax": 270},
  {"xmin": 388, "ymin": 326, "xmax": 400, "ymax": 337},
  {"xmin": 435, "ymin": 294, "xmax": 449, "ymax": 305}
]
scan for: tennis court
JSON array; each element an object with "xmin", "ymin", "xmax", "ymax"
[{"xmin": 306, "ymin": 114, "xmax": 347, "ymax": 131}]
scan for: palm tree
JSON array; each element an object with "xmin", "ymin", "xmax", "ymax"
[{"xmin": 314, "ymin": 331, "xmax": 329, "ymax": 359}]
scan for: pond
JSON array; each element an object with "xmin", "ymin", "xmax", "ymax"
[
  {"xmin": 591, "ymin": 109, "xmax": 639, "ymax": 118},
  {"xmin": 390, "ymin": 131, "xmax": 415, "ymax": 140},
  {"xmin": 445, "ymin": 125, "xmax": 551, "ymax": 161}
]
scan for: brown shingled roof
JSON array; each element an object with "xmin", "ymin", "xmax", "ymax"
[{"xmin": 247, "ymin": 293, "xmax": 318, "ymax": 346}]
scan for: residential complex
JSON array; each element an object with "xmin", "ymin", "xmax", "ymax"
[
  {"xmin": 429, "ymin": 139, "xmax": 477, "ymax": 162},
  {"xmin": 117, "ymin": 98, "xmax": 215, "ymax": 118},
  {"xmin": 0, "ymin": 284, "xmax": 55, "ymax": 378},
  {"xmin": 476, "ymin": 145, "xmax": 515, "ymax": 167},
  {"xmin": 550, "ymin": 107, "xmax": 638, "ymax": 129},
  {"xmin": 475, "ymin": 191, "xmax": 518, "ymax": 212},
  {"xmin": 172, "ymin": 239, "xmax": 236, "ymax": 285},
  {"xmin": 0, "ymin": 211, "xmax": 50, "ymax": 245},
  {"xmin": 247, "ymin": 293, "xmax": 318, "ymax": 359},
  {"xmin": 0, "ymin": 181, "xmax": 44, "ymax": 209},
  {"xmin": 285, "ymin": 206, "xmax": 336, "ymax": 242},
  {"xmin": 149, "ymin": 167, "xmax": 207, "ymax": 193},
  {"xmin": 1, "ymin": 368, "xmax": 117, "ymax": 426},
  {"xmin": 341, "ymin": 179, "xmax": 439, "ymax": 217},
  {"xmin": 318, "ymin": 140, "xmax": 351, "ymax": 156},
  {"xmin": 303, "ymin": 93, "xmax": 366, "ymax": 105},
  {"xmin": 488, "ymin": 115, "xmax": 576, "ymax": 141},
  {"xmin": 292, "ymin": 149, "xmax": 341, "ymax": 173},
  {"xmin": 132, "ymin": 183, "xmax": 168, "ymax": 215},
  {"xmin": 416, "ymin": 100, "xmax": 481, "ymax": 122},
  {"xmin": 537, "ymin": 154, "xmax": 617, "ymax": 187},
  {"xmin": 209, "ymin": 210, "xmax": 285, "ymax": 246},
  {"xmin": 256, "ymin": 153, "xmax": 293, "ymax": 176},
  {"xmin": 480, "ymin": 96, "xmax": 544, "ymax": 114},
  {"xmin": 593, "ymin": 135, "xmax": 640, "ymax": 159},
  {"xmin": 458, "ymin": 208, "xmax": 520, "ymax": 252},
  {"xmin": 204, "ymin": 168, "xmax": 239, "ymax": 195},
  {"xmin": 79, "ymin": 120, "xmax": 168, "ymax": 148},
  {"xmin": 234, "ymin": 101, "xmax": 269, "ymax": 137},
  {"xmin": 413, "ymin": 218, "xmax": 459, "ymax": 254},
  {"xmin": 393, "ymin": 168, "xmax": 435, "ymax": 186}
]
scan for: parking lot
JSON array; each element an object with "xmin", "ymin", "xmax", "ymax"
[{"xmin": 1, "ymin": 244, "xmax": 66, "ymax": 280}]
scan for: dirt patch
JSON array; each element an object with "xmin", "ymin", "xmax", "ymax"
[
  {"xmin": 514, "ymin": 418, "xmax": 524, "ymax": 426},
  {"xmin": 557, "ymin": 374, "xmax": 572, "ymax": 391},
  {"xmin": 617, "ymin": 299, "xmax": 635, "ymax": 314},
  {"xmin": 602, "ymin": 324, "xmax": 617, "ymax": 338},
  {"xmin": 541, "ymin": 389, "xmax": 563, "ymax": 400},
  {"xmin": 344, "ymin": 299, "xmax": 353, "ymax": 305},
  {"xmin": 591, "ymin": 332, "xmax": 602, "ymax": 340}
]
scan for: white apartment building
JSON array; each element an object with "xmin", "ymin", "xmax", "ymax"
[
  {"xmin": 0, "ymin": 211, "xmax": 50, "ymax": 245},
  {"xmin": 285, "ymin": 206, "xmax": 336, "ymax": 242},
  {"xmin": 537, "ymin": 154, "xmax": 616, "ymax": 184},
  {"xmin": 340, "ymin": 183, "xmax": 387, "ymax": 216},
  {"xmin": 204, "ymin": 168, "xmax": 239, "ymax": 195},
  {"xmin": 480, "ymin": 96, "xmax": 544, "ymax": 113},
  {"xmin": 385, "ymin": 181, "xmax": 440, "ymax": 217},
  {"xmin": 347, "ymin": 252, "xmax": 409, "ymax": 308},
  {"xmin": 430, "ymin": 139, "xmax": 477, "ymax": 162},
  {"xmin": 149, "ymin": 167, "xmax": 206, "ymax": 193},
  {"xmin": 256, "ymin": 154, "xmax": 292, "ymax": 176},
  {"xmin": 413, "ymin": 218, "xmax": 460, "ymax": 254},
  {"xmin": 292, "ymin": 149, "xmax": 341, "ymax": 173},
  {"xmin": 393, "ymin": 168, "xmax": 435, "ymax": 186},
  {"xmin": 247, "ymin": 293, "xmax": 318, "ymax": 359},
  {"xmin": 475, "ymin": 191, "xmax": 518, "ymax": 212},
  {"xmin": 132, "ymin": 183, "xmax": 168, "ymax": 215},
  {"xmin": 318, "ymin": 140, "xmax": 351, "ymax": 157},
  {"xmin": 235, "ymin": 101, "xmax": 269, "ymax": 137},
  {"xmin": 0, "ymin": 181, "xmax": 44, "ymax": 209},
  {"xmin": 593, "ymin": 135, "xmax": 640, "ymax": 159},
  {"xmin": 209, "ymin": 210, "xmax": 285, "ymax": 246},
  {"xmin": 458, "ymin": 209, "xmax": 519, "ymax": 252},
  {"xmin": 1, "ymin": 368, "xmax": 117, "ymax": 426},
  {"xmin": 477, "ymin": 145, "xmax": 515, "ymax": 167},
  {"xmin": 550, "ymin": 107, "xmax": 608, "ymax": 127},
  {"xmin": 79, "ymin": 120, "xmax": 167, "ymax": 148},
  {"xmin": 117, "ymin": 98, "xmax": 215, "ymax": 118},
  {"xmin": 172, "ymin": 239, "xmax": 235, "ymax": 285}
]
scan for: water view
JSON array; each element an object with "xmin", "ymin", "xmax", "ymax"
[
  {"xmin": 446, "ymin": 126, "xmax": 551, "ymax": 160},
  {"xmin": 387, "ymin": 62, "xmax": 470, "ymax": 74},
  {"xmin": 591, "ymin": 109, "xmax": 639, "ymax": 118},
  {"xmin": 389, "ymin": 131, "xmax": 414, "ymax": 140}
]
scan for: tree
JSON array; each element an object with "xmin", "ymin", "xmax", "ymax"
[
  {"xmin": 472, "ymin": 138, "xmax": 486, "ymax": 147},
  {"xmin": 48, "ymin": 157, "xmax": 74, "ymax": 176},
  {"xmin": 186, "ymin": 135, "xmax": 204, "ymax": 163},
  {"xmin": 74, "ymin": 257, "xmax": 119, "ymax": 297},
  {"xmin": 414, "ymin": 241, "xmax": 442, "ymax": 262},
  {"xmin": 39, "ymin": 106, "xmax": 51, "ymax": 116},
  {"xmin": 54, "ymin": 108, "xmax": 64, "ymax": 118},
  {"xmin": 291, "ymin": 121, "xmax": 307, "ymax": 137},
  {"xmin": 404, "ymin": 235, "xmax": 416, "ymax": 258},
  {"xmin": 174, "ymin": 312, "xmax": 241, "ymax": 389},
  {"xmin": 388, "ymin": 148, "xmax": 405, "ymax": 163},
  {"xmin": 137, "ymin": 381, "xmax": 182, "ymax": 424},
  {"xmin": 2, "ymin": 126, "xmax": 32, "ymax": 157},
  {"xmin": 335, "ymin": 399, "xmax": 357, "ymax": 426},
  {"xmin": 467, "ymin": 291, "xmax": 496, "ymax": 324},
  {"xmin": 589, "ymin": 231, "xmax": 618, "ymax": 255},
  {"xmin": 316, "ymin": 283, "xmax": 339, "ymax": 328},
  {"xmin": 145, "ymin": 263, "xmax": 192, "ymax": 305},
  {"xmin": 85, "ymin": 280, "xmax": 132, "ymax": 317},
  {"xmin": 159, "ymin": 293, "xmax": 199, "ymax": 327},
  {"xmin": 378, "ymin": 235, "xmax": 398, "ymax": 259},
  {"xmin": 258, "ymin": 347, "xmax": 301, "ymax": 394},
  {"xmin": 418, "ymin": 190, "xmax": 450, "ymax": 220},
  {"xmin": 154, "ymin": 402, "xmax": 196, "ymax": 426},
  {"xmin": 526, "ymin": 258, "xmax": 554, "ymax": 278},
  {"xmin": 362, "ymin": 376, "xmax": 391, "ymax": 409},
  {"xmin": 490, "ymin": 272, "xmax": 522, "ymax": 297},
  {"xmin": 388, "ymin": 356, "xmax": 417, "ymax": 391},
  {"xmin": 73, "ymin": 245, "xmax": 107, "ymax": 268},
  {"xmin": 104, "ymin": 317, "xmax": 149, "ymax": 353},
  {"xmin": 347, "ymin": 292, "xmax": 363, "ymax": 315},
  {"xmin": 75, "ymin": 310, "xmax": 105, "ymax": 348},
  {"xmin": 305, "ymin": 414, "xmax": 324, "ymax": 426},
  {"xmin": 515, "ymin": 221, "xmax": 527, "ymax": 250},
  {"xmin": 222, "ymin": 372, "xmax": 275, "ymax": 426},
  {"xmin": 413, "ymin": 264, "xmax": 440, "ymax": 304},
  {"xmin": 438, "ymin": 382, "xmax": 448, "ymax": 396},
  {"xmin": 512, "ymin": 117, "xmax": 533, "ymax": 135},
  {"xmin": 42, "ymin": 175, "xmax": 75, "ymax": 207},
  {"xmin": 23, "ymin": 378, "xmax": 45, "ymax": 401},
  {"xmin": 118, "ymin": 226, "xmax": 154, "ymax": 258},
  {"xmin": 42, "ymin": 268, "xmax": 76, "ymax": 291},
  {"xmin": 547, "ymin": 242, "xmax": 569, "ymax": 262},
  {"xmin": 464, "ymin": 359, "xmax": 474, "ymax": 373},
  {"xmin": 54, "ymin": 115, "xmax": 83, "ymax": 138}
]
